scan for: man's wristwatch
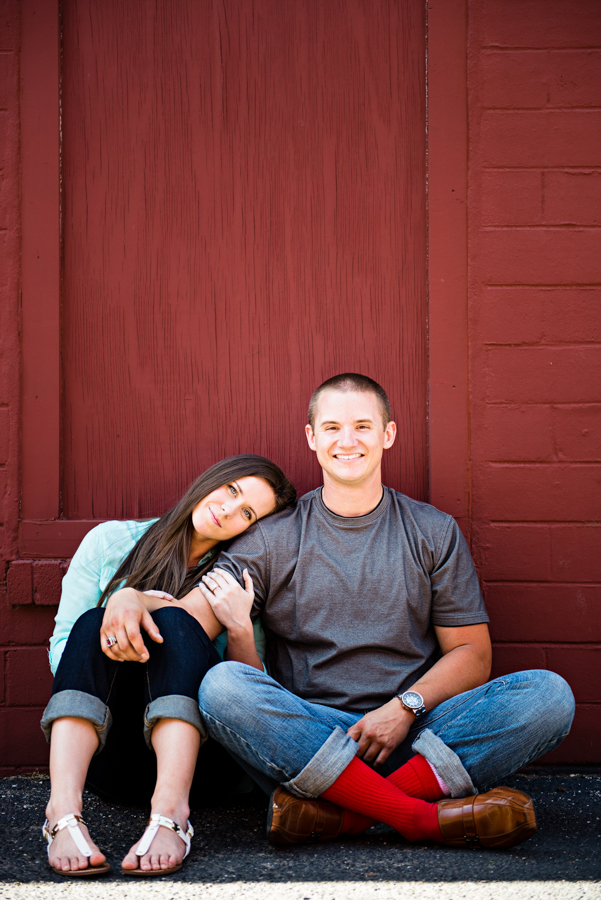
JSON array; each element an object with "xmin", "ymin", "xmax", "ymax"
[{"xmin": 396, "ymin": 690, "xmax": 426, "ymax": 718}]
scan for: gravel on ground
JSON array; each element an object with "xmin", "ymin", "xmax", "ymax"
[{"xmin": 0, "ymin": 770, "xmax": 599, "ymax": 899}]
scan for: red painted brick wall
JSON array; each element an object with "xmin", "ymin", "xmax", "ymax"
[
  {"xmin": 0, "ymin": 0, "xmax": 59, "ymax": 773},
  {"xmin": 468, "ymin": 0, "xmax": 601, "ymax": 763}
]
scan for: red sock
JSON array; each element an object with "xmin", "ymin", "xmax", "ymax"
[
  {"xmin": 390, "ymin": 754, "xmax": 446, "ymax": 802},
  {"xmin": 321, "ymin": 756, "xmax": 442, "ymax": 843},
  {"xmin": 340, "ymin": 754, "xmax": 445, "ymax": 834}
]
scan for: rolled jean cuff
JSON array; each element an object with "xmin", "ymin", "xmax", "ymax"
[
  {"xmin": 412, "ymin": 727, "xmax": 475, "ymax": 798},
  {"xmin": 283, "ymin": 727, "xmax": 358, "ymax": 800},
  {"xmin": 40, "ymin": 690, "xmax": 112, "ymax": 755},
  {"xmin": 143, "ymin": 694, "xmax": 208, "ymax": 750}
]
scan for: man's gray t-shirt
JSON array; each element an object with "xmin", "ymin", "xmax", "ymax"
[{"xmin": 213, "ymin": 486, "xmax": 488, "ymax": 713}]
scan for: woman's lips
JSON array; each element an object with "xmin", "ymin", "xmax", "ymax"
[{"xmin": 210, "ymin": 508, "xmax": 222, "ymax": 528}]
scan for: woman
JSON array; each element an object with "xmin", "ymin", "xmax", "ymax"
[{"xmin": 41, "ymin": 454, "xmax": 295, "ymax": 878}]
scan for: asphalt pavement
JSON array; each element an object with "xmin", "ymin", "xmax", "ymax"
[{"xmin": 0, "ymin": 769, "xmax": 599, "ymax": 899}]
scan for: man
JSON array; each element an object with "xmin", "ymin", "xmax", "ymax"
[{"xmin": 105, "ymin": 374, "xmax": 574, "ymax": 848}]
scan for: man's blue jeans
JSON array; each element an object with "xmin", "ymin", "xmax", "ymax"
[{"xmin": 198, "ymin": 663, "xmax": 575, "ymax": 799}]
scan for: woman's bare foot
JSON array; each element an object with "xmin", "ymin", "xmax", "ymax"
[
  {"xmin": 44, "ymin": 803, "xmax": 107, "ymax": 873},
  {"xmin": 121, "ymin": 802, "xmax": 191, "ymax": 873}
]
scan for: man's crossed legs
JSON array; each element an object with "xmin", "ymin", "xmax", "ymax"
[{"xmin": 198, "ymin": 664, "xmax": 574, "ymax": 848}]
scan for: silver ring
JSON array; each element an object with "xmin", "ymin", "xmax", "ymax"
[{"xmin": 106, "ymin": 636, "xmax": 118, "ymax": 648}]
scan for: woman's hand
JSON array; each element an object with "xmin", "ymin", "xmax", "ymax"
[
  {"xmin": 199, "ymin": 568, "xmax": 262, "ymax": 671},
  {"xmin": 100, "ymin": 587, "xmax": 164, "ymax": 663},
  {"xmin": 143, "ymin": 590, "xmax": 175, "ymax": 601},
  {"xmin": 198, "ymin": 568, "xmax": 254, "ymax": 634}
]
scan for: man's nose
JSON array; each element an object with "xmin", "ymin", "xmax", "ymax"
[{"xmin": 337, "ymin": 426, "xmax": 357, "ymax": 447}]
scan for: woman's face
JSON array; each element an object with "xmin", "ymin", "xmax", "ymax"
[{"xmin": 191, "ymin": 476, "xmax": 277, "ymax": 544}]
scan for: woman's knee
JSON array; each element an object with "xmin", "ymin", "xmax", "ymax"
[
  {"xmin": 69, "ymin": 606, "xmax": 106, "ymax": 642},
  {"xmin": 151, "ymin": 605, "xmax": 203, "ymax": 638},
  {"xmin": 147, "ymin": 606, "xmax": 218, "ymax": 673}
]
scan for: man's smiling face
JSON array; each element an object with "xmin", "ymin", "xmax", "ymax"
[{"xmin": 305, "ymin": 389, "xmax": 396, "ymax": 489}]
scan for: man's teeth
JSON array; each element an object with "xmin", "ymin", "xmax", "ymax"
[{"xmin": 335, "ymin": 454, "xmax": 362, "ymax": 459}]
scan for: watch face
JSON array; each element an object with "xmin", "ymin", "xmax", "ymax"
[{"xmin": 402, "ymin": 691, "xmax": 423, "ymax": 709}]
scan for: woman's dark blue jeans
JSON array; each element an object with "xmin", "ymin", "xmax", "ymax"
[{"xmin": 41, "ymin": 606, "xmax": 245, "ymax": 806}]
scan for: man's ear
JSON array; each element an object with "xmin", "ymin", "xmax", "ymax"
[
  {"xmin": 305, "ymin": 424, "xmax": 317, "ymax": 452},
  {"xmin": 383, "ymin": 420, "xmax": 397, "ymax": 449}
]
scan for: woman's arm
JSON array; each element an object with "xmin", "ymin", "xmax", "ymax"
[
  {"xmin": 50, "ymin": 527, "xmax": 105, "ymax": 674},
  {"xmin": 100, "ymin": 584, "xmax": 224, "ymax": 662},
  {"xmin": 101, "ymin": 571, "xmax": 262, "ymax": 670},
  {"xmin": 50, "ymin": 521, "xmax": 157, "ymax": 673}
]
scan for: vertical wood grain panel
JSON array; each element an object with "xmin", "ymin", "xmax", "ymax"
[
  {"xmin": 61, "ymin": 0, "xmax": 427, "ymax": 517},
  {"xmin": 20, "ymin": 0, "xmax": 60, "ymax": 519}
]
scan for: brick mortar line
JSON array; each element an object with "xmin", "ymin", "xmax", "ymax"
[
  {"xmin": 475, "ymin": 222, "xmax": 601, "ymax": 227},
  {"xmin": 482, "ymin": 167, "xmax": 601, "ymax": 171},
  {"xmin": 492, "ymin": 642, "xmax": 601, "ymax": 648},
  {"xmin": 481, "ymin": 46, "xmax": 601, "ymax": 51},
  {"xmin": 484, "ymin": 578, "xmax": 601, "ymax": 587},
  {"xmin": 485, "ymin": 462, "xmax": 601, "ymax": 467},
  {"xmin": 485, "ymin": 521, "xmax": 601, "ymax": 526},
  {"xmin": 481, "ymin": 402, "xmax": 601, "ymax": 406},
  {"xmin": 482, "ymin": 107, "xmax": 601, "ymax": 112},
  {"xmin": 482, "ymin": 342, "xmax": 601, "ymax": 347}
]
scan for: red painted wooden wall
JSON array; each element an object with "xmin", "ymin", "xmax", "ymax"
[
  {"xmin": 61, "ymin": 0, "xmax": 427, "ymax": 521},
  {"xmin": 467, "ymin": 0, "xmax": 601, "ymax": 763},
  {"xmin": 1, "ymin": 0, "xmax": 428, "ymax": 771}
]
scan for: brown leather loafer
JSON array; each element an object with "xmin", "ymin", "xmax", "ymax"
[
  {"xmin": 267, "ymin": 786, "xmax": 345, "ymax": 847},
  {"xmin": 437, "ymin": 786, "xmax": 537, "ymax": 848}
]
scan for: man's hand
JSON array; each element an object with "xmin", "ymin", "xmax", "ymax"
[
  {"xmin": 100, "ymin": 587, "xmax": 164, "ymax": 663},
  {"xmin": 346, "ymin": 698, "xmax": 415, "ymax": 766}
]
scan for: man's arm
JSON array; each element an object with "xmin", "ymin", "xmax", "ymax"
[{"xmin": 346, "ymin": 622, "xmax": 492, "ymax": 766}]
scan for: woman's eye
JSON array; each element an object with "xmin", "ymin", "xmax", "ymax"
[
  {"xmin": 243, "ymin": 508, "xmax": 252, "ymax": 520},
  {"xmin": 229, "ymin": 484, "xmax": 238, "ymax": 496}
]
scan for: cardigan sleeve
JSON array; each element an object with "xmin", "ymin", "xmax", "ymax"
[{"xmin": 48, "ymin": 525, "xmax": 107, "ymax": 675}]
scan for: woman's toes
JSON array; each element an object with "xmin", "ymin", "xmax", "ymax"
[
  {"xmin": 121, "ymin": 848, "xmax": 139, "ymax": 870},
  {"xmin": 63, "ymin": 855, "xmax": 83, "ymax": 872},
  {"xmin": 47, "ymin": 819, "xmax": 105, "ymax": 872}
]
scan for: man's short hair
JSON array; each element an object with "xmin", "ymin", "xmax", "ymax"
[{"xmin": 308, "ymin": 373, "xmax": 392, "ymax": 430}]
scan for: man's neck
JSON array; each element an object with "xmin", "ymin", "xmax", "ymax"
[{"xmin": 320, "ymin": 474, "xmax": 384, "ymax": 518}]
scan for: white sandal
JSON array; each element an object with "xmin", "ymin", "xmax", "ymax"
[
  {"xmin": 121, "ymin": 813, "xmax": 194, "ymax": 877},
  {"xmin": 42, "ymin": 813, "xmax": 111, "ymax": 877}
]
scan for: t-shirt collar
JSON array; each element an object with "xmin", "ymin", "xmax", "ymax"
[{"xmin": 315, "ymin": 485, "xmax": 390, "ymax": 527}]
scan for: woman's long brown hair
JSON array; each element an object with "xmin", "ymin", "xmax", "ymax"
[{"xmin": 97, "ymin": 454, "xmax": 296, "ymax": 606}]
